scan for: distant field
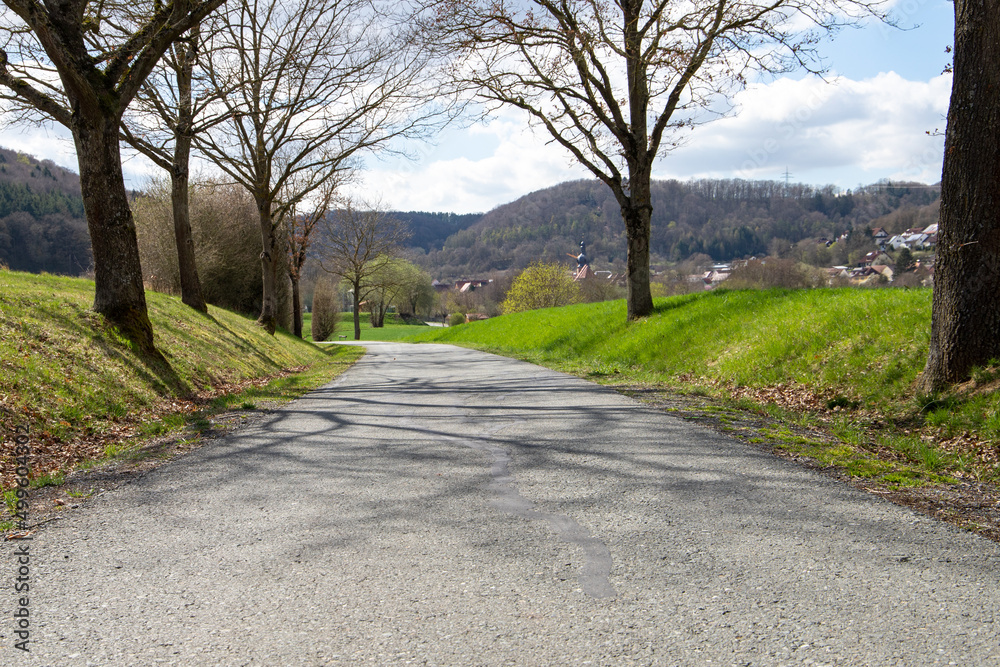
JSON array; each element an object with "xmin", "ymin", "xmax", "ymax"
[
  {"xmin": 303, "ymin": 311, "xmax": 431, "ymax": 342},
  {"xmin": 410, "ymin": 288, "xmax": 1000, "ymax": 486}
]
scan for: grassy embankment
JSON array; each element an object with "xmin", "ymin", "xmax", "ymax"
[
  {"xmin": 410, "ymin": 288, "xmax": 1000, "ymax": 488},
  {"xmin": 0, "ymin": 270, "xmax": 364, "ymax": 505}
]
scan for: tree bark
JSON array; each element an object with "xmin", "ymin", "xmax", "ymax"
[
  {"xmin": 352, "ymin": 280, "xmax": 362, "ymax": 341},
  {"xmin": 170, "ymin": 34, "xmax": 208, "ymax": 314},
  {"xmin": 921, "ymin": 0, "xmax": 1000, "ymax": 390},
  {"xmin": 73, "ymin": 113, "xmax": 156, "ymax": 351},
  {"xmin": 621, "ymin": 198, "xmax": 655, "ymax": 321},
  {"xmin": 257, "ymin": 198, "xmax": 279, "ymax": 335},
  {"xmin": 171, "ymin": 138, "xmax": 207, "ymax": 313}
]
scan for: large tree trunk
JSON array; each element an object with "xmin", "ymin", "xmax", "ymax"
[
  {"xmin": 621, "ymin": 202, "xmax": 655, "ymax": 321},
  {"xmin": 171, "ymin": 35, "xmax": 208, "ymax": 314},
  {"xmin": 920, "ymin": 1, "xmax": 1000, "ymax": 391},
  {"xmin": 257, "ymin": 198, "xmax": 279, "ymax": 335},
  {"xmin": 352, "ymin": 282, "xmax": 362, "ymax": 340},
  {"xmin": 620, "ymin": 3, "xmax": 654, "ymax": 322},
  {"xmin": 73, "ymin": 114, "xmax": 156, "ymax": 351},
  {"xmin": 619, "ymin": 163, "xmax": 655, "ymax": 321},
  {"xmin": 171, "ymin": 140, "xmax": 207, "ymax": 313}
]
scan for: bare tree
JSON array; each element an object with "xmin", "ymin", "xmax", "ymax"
[
  {"xmin": 133, "ymin": 176, "xmax": 263, "ymax": 315},
  {"xmin": 196, "ymin": 0, "xmax": 451, "ymax": 334},
  {"xmin": 0, "ymin": 0, "xmax": 227, "ymax": 349},
  {"xmin": 430, "ymin": 0, "xmax": 888, "ymax": 321},
  {"xmin": 315, "ymin": 200, "xmax": 410, "ymax": 340},
  {"xmin": 365, "ymin": 257, "xmax": 413, "ymax": 328},
  {"xmin": 920, "ymin": 3, "xmax": 1000, "ymax": 390},
  {"xmin": 121, "ymin": 21, "xmax": 237, "ymax": 314},
  {"xmin": 285, "ymin": 173, "xmax": 343, "ymax": 338},
  {"xmin": 121, "ymin": 26, "xmax": 215, "ymax": 313}
]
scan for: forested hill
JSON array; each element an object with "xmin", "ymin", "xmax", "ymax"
[
  {"xmin": 413, "ymin": 178, "xmax": 940, "ymax": 279},
  {"xmin": 0, "ymin": 147, "xmax": 91, "ymax": 275},
  {"xmin": 389, "ymin": 210, "xmax": 482, "ymax": 252}
]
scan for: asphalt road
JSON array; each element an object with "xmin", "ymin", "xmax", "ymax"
[{"xmin": 4, "ymin": 342, "xmax": 1000, "ymax": 666}]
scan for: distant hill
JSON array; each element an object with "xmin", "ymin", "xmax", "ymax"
[
  {"xmin": 389, "ymin": 210, "xmax": 482, "ymax": 253},
  {"xmin": 414, "ymin": 178, "xmax": 941, "ymax": 279},
  {"xmin": 2, "ymin": 146, "xmax": 940, "ymax": 285},
  {"xmin": 0, "ymin": 147, "xmax": 90, "ymax": 275}
]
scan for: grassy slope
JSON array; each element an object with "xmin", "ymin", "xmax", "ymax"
[
  {"xmin": 0, "ymin": 270, "xmax": 363, "ymax": 489},
  {"xmin": 410, "ymin": 288, "xmax": 1000, "ymax": 485}
]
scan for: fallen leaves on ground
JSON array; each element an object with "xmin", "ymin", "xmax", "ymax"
[{"xmin": 0, "ymin": 367, "xmax": 307, "ymax": 491}]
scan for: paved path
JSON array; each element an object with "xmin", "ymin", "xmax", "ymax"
[{"xmin": 4, "ymin": 342, "xmax": 1000, "ymax": 665}]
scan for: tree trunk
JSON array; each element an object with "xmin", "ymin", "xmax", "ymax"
[
  {"xmin": 171, "ymin": 35, "xmax": 208, "ymax": 314},
  {"xmin": 171, "ymin": 141, "xmax": 207, "ymax": 313},
  {"xmin": 352, "ymin": 282, "xmax": 362, "ymax": 340},
  {"xmin": 73, "ymin": 113, "xmax": 156, "ymax": 351},
  {"xmin": 621, "ymin": 1, "xmax": 654, "ymax": 322},
  {"xmin": 292, "ymin": 274, "xmax": 303, "ymax": 338},
  {"xmin": 622, "ymin": 203, "xmax": 655, "ymax": 320},
  {"xmin": 619, "ymin": 167, "xmax": 655, "ymax": 321},
  {"xmin": 920, "ymin": 0, "xmax": 1000, "ymax": 391},
  {"xmin": 257, "ymin": 198, "xmax": 279, "ymax": 335}
]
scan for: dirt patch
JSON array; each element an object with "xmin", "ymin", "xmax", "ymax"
[{"xmin": 0, "ymin": 368, "xmax": 306, "ymax": 491}]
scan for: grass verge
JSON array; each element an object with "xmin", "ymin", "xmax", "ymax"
[
  {"xmin": 409, "ymin": 288, "xmax": 1000, "ymax": 491},
  {"xmin": 0, "ymin": 270, "xmax": 364, "ymax": 497}
]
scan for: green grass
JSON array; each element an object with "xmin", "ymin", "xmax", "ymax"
[
  {"xmin": 0, "ymin": 270, "xmax": 363, "ymax": 490},
  {"xmin": 307, "ymin": 311, "xmax": 432, "ymax": 343},
  {"xmin": 410, "ymin": 288, "xmax": 929, "ymax": 406},
  {"xmin": 409, "ymin": 287, "xmax": 1000, "ymax": 484}
]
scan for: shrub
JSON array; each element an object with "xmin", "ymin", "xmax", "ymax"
[
  {"xmin": 724, "ymin": 258, "xmax": 820, "ymax": 290},
  {"xmin": 501, "ymin": 261, "xmax": 581, "ymax": 314},
  {"xmin": 449, "ymin": 312, "xmax": 467, "ymax": 327},
  {"xmin": 133, "ymin": 178, "xmax": 264, "ymax": 317},
  {"xmin": 311, "ymin": 278, "xmax": 340, "ymax": 342}
]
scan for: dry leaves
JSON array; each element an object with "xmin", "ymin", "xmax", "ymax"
[{"xmin": 0, "ymin": 367, "xmax": 306, "ymax": 491}]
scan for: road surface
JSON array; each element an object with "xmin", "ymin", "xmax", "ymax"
[{"xmin": 4, "ymin": 342, "xmax": 999, "ymax": 665}]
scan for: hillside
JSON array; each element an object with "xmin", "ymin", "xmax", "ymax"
[
  {"xmin": 415, "ymin": 178, "xmax": 941, "ymax": 279},
  {"xmin": 0, "ymin": 270, "xmax": 362, "ymax": 493},
  {"xmin": 0, "ymin": 147, "xmax": 90, "ymax": 275},
  {"xmin": 0, "ymin": 145, "xmax": 940, "ymax": 286},
  {"xmin": 390, "ymin": 210, "xmax": 483, "ymax": 253}
]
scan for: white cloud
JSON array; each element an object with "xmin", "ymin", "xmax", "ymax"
[
  {"xmin": 346, "ymin": 110, "xmax": 592, "ymax": 214},
  {"xmin": 655, "ymin": 72, "xmax": 951, "ymax": 187},
  {"xmin": 0, "ymin": 122, "xmax": 77, "ymax": 169},
  {"xmin": 0, "ymin": 71, "xmax": 951, "ymax": 212},
  {"xmin": 350, "ymin": 72, "xmax": 950, "ymax": 212}
]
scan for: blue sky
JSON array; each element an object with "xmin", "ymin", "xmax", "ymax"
[{"xmin": 0, "ymin": 1, "xmax": 955, "ymax": 215}]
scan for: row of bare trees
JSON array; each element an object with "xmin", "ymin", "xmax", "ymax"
[
  {"xmin": 0, "ymin": 0, "xmax": 451, "ymax": 351},
  {"xmin": 120, "ymin": 0, "xmax": 451, "ymax": 334},
  {"xmin": 0, "ymin": 0, "xmax": 993, "ymax": 388}
]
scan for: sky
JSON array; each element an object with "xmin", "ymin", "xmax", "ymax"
[{"xmin": 0, "ymin": 0, "xmax": 954, "ymax": 215}]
